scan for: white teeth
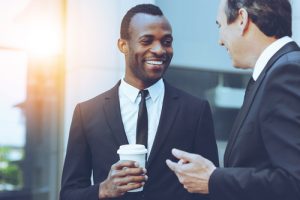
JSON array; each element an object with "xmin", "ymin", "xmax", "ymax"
[{"xmin": 146, "ymin": 60, "xmax": 163, "ymax": 65}]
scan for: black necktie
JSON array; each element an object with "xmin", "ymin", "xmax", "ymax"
[
  {"xmin": 136, "ymin": 90, "xmax": 149, "ymax": 148},
  {"xmin": 244, "ymin": 77, "xmax": 255, "ymax": 102}
]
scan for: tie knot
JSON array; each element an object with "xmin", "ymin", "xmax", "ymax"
[{"xmin": 139, "ymin": 90, "xmax": 149, "ymax": 99}]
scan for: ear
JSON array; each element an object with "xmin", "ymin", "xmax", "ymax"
[
  {"xmin": 118, "ymin": 38, "xmax": 129, "ymax": 54},
  {"xmin": 238, "ymin": 8, "xmax": 249, "ymax": 35}
]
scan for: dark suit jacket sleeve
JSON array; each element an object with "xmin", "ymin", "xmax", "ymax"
[
  {"xmin": 60, "ymin": 104, "xmax": 100, "ymax": 200},
  {"xmin": 208, "ymin": 62, "xmax": 300, "ymax": 200}
]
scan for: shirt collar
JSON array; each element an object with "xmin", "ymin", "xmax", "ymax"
[
  {"xmin": 119, "ymin": 79, "xmax": 165, "ymax": 103},
  {"xmin": 253, "ymin": 36, "xmax": 293, "ymax": 81}
]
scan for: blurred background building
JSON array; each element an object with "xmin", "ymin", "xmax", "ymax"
[{"xmin": 0, "ymin": 0, "xmax": 299, "ymax": 199}]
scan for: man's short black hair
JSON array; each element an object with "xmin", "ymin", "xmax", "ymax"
[{"xmin": 120, "ymin": 4, "xmax": 163, "ymax": 40}]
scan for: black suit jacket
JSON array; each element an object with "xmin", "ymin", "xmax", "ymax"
[
  {"xmin": 209, "ymin": 42, "xmax": 300, "ymax": 200},
  {"xmin": 60, "ymin": 80, "xmax": 219, "ymax": 200}
]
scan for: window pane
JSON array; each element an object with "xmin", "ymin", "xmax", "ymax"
[{"xmin": 0, "ymin": 50, "xmax": 27, "ymax": 192}]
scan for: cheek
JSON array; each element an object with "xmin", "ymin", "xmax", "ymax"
[
  {"xmin": 132, "ymin": 51, "xmax": 142, "ymax": 62},
  {"xmin": 222, "ymin": 28, "xmax": 230, "ymax": 39},
  {"xmin": 167, "ymin": 48, "xmax": 173, "ymax": 58}
]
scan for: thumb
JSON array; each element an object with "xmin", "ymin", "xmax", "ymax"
[{"xmin": 172, "ymin": 148, "xmax": 197, "ymax": 162}]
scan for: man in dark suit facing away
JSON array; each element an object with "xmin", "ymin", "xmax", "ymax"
[
  {"xmin": 60, "ymin": 4, "xmax": 219, "ymax": 200},
  {"xmin": 167, "ymin": 0, "xmax": 300, "ymax": 200}
]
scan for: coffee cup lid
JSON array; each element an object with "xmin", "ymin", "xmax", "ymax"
[{"xmin": 117, "ymin": 144, "xmax": 148, "ymax": 154}]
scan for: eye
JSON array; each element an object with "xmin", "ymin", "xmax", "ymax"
[
  {"xmin": 140, "ymin": 38, "xmax": 153, "ymax": 45},
  {"xmin": 162, "ymin": 38, "xmax": 173, "ymax": 47}
]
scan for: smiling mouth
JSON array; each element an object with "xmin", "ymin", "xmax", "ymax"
[{"xmin": 145, "ymin": 60, "xmax": 164, "ymax": 65}]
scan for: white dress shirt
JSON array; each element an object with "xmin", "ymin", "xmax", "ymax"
[
  {"xmin": 118, "ymin": 79, "xmax": 165, "ymax": 158},
  {"xmin": 253, "ymin": 36, "xmax": 293, "ymax": 80}
]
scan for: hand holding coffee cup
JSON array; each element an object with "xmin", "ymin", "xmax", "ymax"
[
  {"xmin": 117, "ymin": 144, "xmax": 148, "ymax": 192},
  {"xmin": 99, "ymin": 159, "xmax": 147, "ymax": 199}
]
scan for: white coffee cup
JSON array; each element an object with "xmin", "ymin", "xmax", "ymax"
[{"xmin": 117, "ymin": 144, "xmax": 147, "ymax": 192}]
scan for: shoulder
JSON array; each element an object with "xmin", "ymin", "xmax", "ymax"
[
  {"xmin": 259, "ymin": 49, "xmax": 300, "ymax": 112},
  {"xmin": 269, "ymin": 41, "xmax": 300, "ymax": 69},
  {"xmin": 267, "ymin": 49, "xmax": 300, "ymax": 77},
  {"xmin": 276, "ymin": 50, "xmax": 300, "ymax": 65},
  {"xmin": 75, "ymin": 81, "xmax": 120, "ymax": 114}
]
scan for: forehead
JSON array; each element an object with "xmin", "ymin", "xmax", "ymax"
[{"xmin": 128, "ymin": 13, "xmax": 172, "ymax": 37}]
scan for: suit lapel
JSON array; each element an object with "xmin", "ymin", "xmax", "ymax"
[
  {"xmin": 224, "ymin": 73, "xmax": 264, "ymax": 165},
  {"xmin": 224, "ymin": 42, "xmax": 300, "ymax": 166},
  {"xmin": 103, "ymin": 81, "xmax": 128, "ymax": 146},
  {"xmin": 147, "ymin": 82, "xmax": 180, "ymax": 168}
]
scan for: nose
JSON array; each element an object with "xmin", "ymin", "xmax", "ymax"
[{"xmin": 150, "ymin": 42, "xmax": 166, "ymax": 55}]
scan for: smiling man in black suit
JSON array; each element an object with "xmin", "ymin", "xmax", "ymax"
[{"xmin": 60, "ymin": 4, "xmax": 219, "ymax": 200}]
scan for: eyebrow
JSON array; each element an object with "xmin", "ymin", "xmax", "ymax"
[
  {"xmin": 140, "ymin": 35, "xmax": 153, "ymax": 38},
  {"xmin": 139, "ymin": 34, "xmax": 173, "ymax": 39},
  {"xmin": 163, "ymin": 34, "xmax": 173, "ymax": 40}
]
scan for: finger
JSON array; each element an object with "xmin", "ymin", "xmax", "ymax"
[
  {"xmin": 118, "ymin": 182, "xmax": 145, "ymax": 193},
  {"xmin": 119, "ymin": 174, "xmax": 148, "ymax": 185},
  {"xmin": 178, "ymin": 159, "xmax": 189, "ymax": 165},
  {"xmin": 118, "ymin": 167, "xmax": 146, "ymax": 177},
  {"xmin": 112, "ymin": 160, "xmax": 138, "ymax": 170},
  {"xmin": 166, "ymin": 159, "xmax": 178, "ymax": 172},
  {"xmin": 124, "ymin": 175, "xmax": 148, "ymax": 183},
  {"xmin": 167, "ymin": 158, "xmax": 193, "ymax": 174},
  {"xmin": 172, "ymin": 149, "xmax": 202, "ymax": 162}
]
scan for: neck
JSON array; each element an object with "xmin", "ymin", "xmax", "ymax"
[
  {"xmin": 123, "ymin": 77, "xmax": 159, "ymax": 90},
  {"xmin": 244, "ymin": 23, "xmax": 277, "ymax": 68}
]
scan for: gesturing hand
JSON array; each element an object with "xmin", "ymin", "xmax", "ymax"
[
  {"xmin": 99, "ymin": 160, "xmax": 147, "ymax": 199},
  {"xmin": 166, "ymin": 148, "xmax": 216, "ymax": 194}
]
